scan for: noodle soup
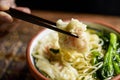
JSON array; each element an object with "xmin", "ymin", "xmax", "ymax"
[{"xmin": 27, "ymin": 19, "xmax": 120, "ymax": 80}]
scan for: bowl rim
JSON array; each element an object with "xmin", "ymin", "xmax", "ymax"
[
  {"xmin": 26, "ymin": 20, "xmax": 120, "ymax": 80},
  {"xmin": 87, "ymin": 20, "xmax": 120, "ymax": 33},
  {"xmin": 26, "ymin": 28, "xmax": 49, "ymax": 80}
]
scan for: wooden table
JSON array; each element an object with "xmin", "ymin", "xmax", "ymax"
[{"xmin": 0, "ymin": 10, "xmax": 120, "ymax": 80}]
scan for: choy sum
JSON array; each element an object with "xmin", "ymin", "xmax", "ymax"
[{"xmin": 101, "ymin": 33, "xmax": 117, "ymax": 79}]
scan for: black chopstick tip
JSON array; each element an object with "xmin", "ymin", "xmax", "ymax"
[
  {"xmin": 74, "ymin": 35, "xmax": 79, "ymax": 38},
  {"xmin": 72, "ymin": 34, "xmax": 79, "ymax": 38},
  {"xmin": 69, "ymin": 33, "xmax": 79, "ymax": 38}
]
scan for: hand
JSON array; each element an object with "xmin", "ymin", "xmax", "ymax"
[{"xmin": 0, "ymin": 0, "xmax": 31, "ymax": 23}]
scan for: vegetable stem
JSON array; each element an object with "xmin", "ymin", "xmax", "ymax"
[
  {"xmin": 113, "ymin": 61, "xmax": 120, "ymax": 75},
  {"xmin": 101, "ymin": 33, "xmax": 117, "ymax": 78}
]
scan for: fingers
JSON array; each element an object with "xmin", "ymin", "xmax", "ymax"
[
  {"xmin": 0, "ymin": 7, "xmax": 31, "ymax": 23},
  {"xmin": 0, "ymin": 0, "xmax": 31, "ymax": 23},
  {"xmin": 0, "ymin": 0, "xmax": 12, "ymax": 22},
  {"xmin": 0, "ymin": 11, "xmax": 13, "ymax": 22},
  {"xmin": 15, "ymin": 7, "xmax": 31, "ymax": 14},
  {"xmin": 0, "ymin": 0, "xmax": 10, "ymax": 10}
]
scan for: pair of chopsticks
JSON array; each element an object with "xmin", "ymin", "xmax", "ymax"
[{"xmin": 5, "ymin": 8, "xmax": 78, "ymax": 38}]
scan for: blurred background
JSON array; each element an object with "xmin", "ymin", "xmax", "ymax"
[{"xmin": 16, "ymin": 0, "xmax": 120, "ymax": 16}]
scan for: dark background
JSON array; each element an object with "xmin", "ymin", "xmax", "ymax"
[{"xmin": 16, "ymin": 0, "xmax": 120, "ymax": 16}]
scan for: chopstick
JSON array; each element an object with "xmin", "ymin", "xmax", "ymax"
[{"xmin": 5, "ymin": 8, "xmax": 78, "ymax": 38}]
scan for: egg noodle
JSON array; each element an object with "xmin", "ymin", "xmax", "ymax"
[{"xmin": 32, "ymin": 19, "xmax": 105, "ymax": 80}]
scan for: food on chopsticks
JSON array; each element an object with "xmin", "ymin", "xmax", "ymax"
[{"xmin": 32, "ymin": 19, "xmax": 120, "ymax": 80}]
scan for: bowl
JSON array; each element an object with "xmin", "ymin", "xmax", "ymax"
[{"xmin": 26, "ymin": 20, "xmax": 120, "ymax": 80}]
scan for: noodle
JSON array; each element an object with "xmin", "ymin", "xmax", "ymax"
[{"xmin": 32, "ymin": 19, "xmax": 105, "ymax": 80}]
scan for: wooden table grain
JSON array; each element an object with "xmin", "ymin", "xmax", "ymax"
[{"xmin": 0, "ymin": 10, "xmax": 120, "ymax": 80}]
